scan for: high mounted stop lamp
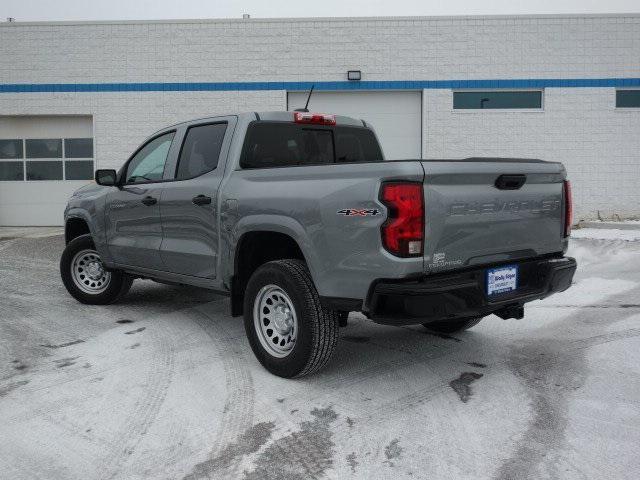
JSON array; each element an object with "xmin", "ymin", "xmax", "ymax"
[{"xmin": 347, "ymin": 70, "xmax": 362, "ymax": 81}]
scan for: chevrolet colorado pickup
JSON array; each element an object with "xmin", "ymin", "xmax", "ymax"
[{"xmin": 60, "ymin": 111, "xmax": 577, "ymax": 377}]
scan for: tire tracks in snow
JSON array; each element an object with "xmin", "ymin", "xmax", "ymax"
[
  {"xmin": 183, "ymin": 305, "xmax": 255, "ymax": 480},
  {"xmin": 100, "ymin": 323, "xmax": 177, "ymax": 479},
  {"xmin": 495, "ymin": 286, "xmax": 640, "ymax": 480}
]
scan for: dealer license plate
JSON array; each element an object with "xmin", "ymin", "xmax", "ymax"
[{"xmin": 486, "ymin": 265, "xmax": 518, "ymax": 296}]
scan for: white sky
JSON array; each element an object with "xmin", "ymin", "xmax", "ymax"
[{"xmin": 2, "ymin": 0, "xmax": 639, "ymax": 22}]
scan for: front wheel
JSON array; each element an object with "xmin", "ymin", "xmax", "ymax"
[
  {"xmin": 243, "ymin": 259, "xmax": 339, "ymax": 378},
  {"xmin": 422, "ymin": 316, "xmax": 483, "ymax": 334},
  {"xmin": 60, "ymin": 234, "xmax": 133, "ymax": 305}
]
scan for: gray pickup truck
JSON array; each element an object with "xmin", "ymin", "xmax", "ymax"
[{"xmin": 60, "ymin": 111, "xmax": 576, "ymax": 377}]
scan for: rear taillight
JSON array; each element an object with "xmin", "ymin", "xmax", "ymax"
[
  {"xmin": 293, "ymin": 112, "xmax": 336, "ymax": 125},
  {"xmin": 380, "ymin": 182, "xmax": 424, "ymax": 257},
  {"xmin": 563, "ymin": 180, "xmax": 573, "ymax": 237}
]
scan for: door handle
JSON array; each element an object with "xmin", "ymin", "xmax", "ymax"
[
  {"xmin": 192, "ymin": 194, "xmax": 212, "ymax": 206},
  {"xmin": 141, "ymin": 196, "xmax": 157, "ymax": 206}
]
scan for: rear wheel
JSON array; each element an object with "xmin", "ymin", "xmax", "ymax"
[
  {"xmin": 422, "ymin": 316, "xmax": 483, "ymax": 334},
  {"xmin": 60, "ymin": 234, "xmax": 133, "ymax": 305},
  {"xmin": 243, "ymin": 259, "xmax": 339, "ymax": 378}
]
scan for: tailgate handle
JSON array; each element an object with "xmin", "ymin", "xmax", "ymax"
[{"xmin": 495, "ymin": 174, "xmax": 526, "ymax": 190}]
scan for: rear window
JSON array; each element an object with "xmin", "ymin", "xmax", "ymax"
[
  {"xmin": 240, "ymin": 122, "xmax": 383, "ymax": 169},
  {"xmin": 335, "ymin": 128, "xmax": 382, "ymax": 163}
]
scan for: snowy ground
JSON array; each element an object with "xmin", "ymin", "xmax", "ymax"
[{"xmin": 1, "ymin": 229, "xmax": 639, "ymax": 480}]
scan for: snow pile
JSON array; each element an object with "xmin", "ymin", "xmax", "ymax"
[{"xmin": 572, "ymin": 228, "xmax": 640, "ymax": 242}]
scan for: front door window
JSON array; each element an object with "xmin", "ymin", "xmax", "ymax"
[{"xmin": 125, "ymin": 132, "xmax": 175, "ymax": 184}]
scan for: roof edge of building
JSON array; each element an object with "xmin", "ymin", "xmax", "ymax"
[{"xmin": 2, "ymin": 12, "xmax": 640, "ymax": 28}]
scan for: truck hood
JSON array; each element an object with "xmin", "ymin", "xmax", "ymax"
[{"xmin": 69, "ymin": 182, "xmax": 106, "ymax": 199}]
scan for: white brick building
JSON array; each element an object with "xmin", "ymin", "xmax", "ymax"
[{"xmin": 1, "ymin": 14, "xmax": 639, "ymax": 225}]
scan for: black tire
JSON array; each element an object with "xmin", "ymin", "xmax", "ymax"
[
  {"xmin": 60, "ymin": 234, "xmax": 133, "ymax": 305},
  {"xmin": 422, "ymin": 316, "xmax": 483, "ymax": 334},
  {"xmin": 243, "ymin": 259, "xmax": 339, "ymax": 378}
]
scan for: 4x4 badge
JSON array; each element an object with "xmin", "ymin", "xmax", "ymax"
[{"xmin": 337, "ymin": 208, "xmax": 380, "ymax": 217}]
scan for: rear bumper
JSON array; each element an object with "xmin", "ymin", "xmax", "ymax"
[{"xmin": 366, "ymin": 256, "xmax": 576, "ymax": 326}]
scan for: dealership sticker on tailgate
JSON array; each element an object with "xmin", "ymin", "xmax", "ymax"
[{"xmin": 486, "ymin": 265, "xmax": 518, "ymax": 296}]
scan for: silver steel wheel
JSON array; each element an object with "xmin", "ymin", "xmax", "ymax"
[
  {"xmin": 253, "ymin": 284, "xmax": 298, "ymax": 358},
  {"xmin": 70, "ymin": 249, "xmax": 111, "ymax": 295}
]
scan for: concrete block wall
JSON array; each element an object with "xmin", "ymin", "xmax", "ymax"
[
  {"xmin": 1, "ymin": 14, "xmax": 639, "ymax": 220},
  {"xmin": 1, "ymin": 91, "xmax": 284, "ymax": 170},
  {"xmin": 423, "ymin": 88, "xmax": 640, "ymax": 220},
  {"xmin": 2, "ymin": 16, "xmax": 639, "ymax": 83}
]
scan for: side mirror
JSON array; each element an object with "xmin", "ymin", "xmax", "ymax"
[{"xmin": 95, "ymin": 169, "xmax": 118, "ymax": 186}]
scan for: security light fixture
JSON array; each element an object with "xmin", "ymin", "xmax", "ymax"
[{"xmin": 347, "ymin": 70, "xmax": 362, "ymax": 81}]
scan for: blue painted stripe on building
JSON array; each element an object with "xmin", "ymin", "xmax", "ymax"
[{"xmin": 1, "ymin": 78, "xmax": 640, "ymax": 93}]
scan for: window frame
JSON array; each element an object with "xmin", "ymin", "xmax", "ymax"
[
  {"xmin": 22, "ymin": 138, "xmax": 65, "ymax": 181},
  {"xmin": 615, "ymin": 88, "xmax": 640, "ymax": 110},
  {"xmin": 0, "ymin": 136, "xmax": 96, "ymax": 182},
  {"xmin": 63, "ymin": 137, "xmax": 94, "ymax": 181},
  {"xmin": 120, "ymin": 130, "xmax": 177, "ymax": 186},
  {"xmin": 451, "ymin": 89, "xmax": 545, "ymax": 112},
  {"xmin": 173, "ymin": 121, "xmax": 228, "ymax": 181}
]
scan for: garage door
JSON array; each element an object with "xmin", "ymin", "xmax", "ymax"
[
  {"xmin": 0, "ymin": 116, "xmax": 94, "ymax": 226},
  {"xmin": 287, "ymin": 91, "xmax": 422, "ymax": 160}
]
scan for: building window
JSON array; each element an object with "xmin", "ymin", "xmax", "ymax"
[
  {"xmin": 65, "ymin": 160, "xmax": 94, "ymax": 180},
  {"xmin": 616, "ymin": 90, "xmax": 640, "ymax": 108},
  {"xmin": 0, "ymin": 161, "xmax": 24, "ymax": 181},
  {"xmin": 453, "ymin": 91, "xmax": 543, "ymax": 110},
  {"xmin": 64, "ymin": 138, "xmax": 93, "ymax": 158},
  {"xmin": 0, "ymin": 137, "xmax": 94, "ymax": 181},
  {"xmin": 25, "ymin": 139, "xmax": 63, "ymax": 158},
  {"xmin": 0, "ymin": 139, "xmax": 23, "ymax": 159},
  {"xmin": 26, "ymin": 160, "xmax": 63, "ymax": 180}
]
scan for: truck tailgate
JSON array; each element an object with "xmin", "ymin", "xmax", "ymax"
[{"xmin": 421, "ymin": 159, "xmax": 567, "ymax": 274}]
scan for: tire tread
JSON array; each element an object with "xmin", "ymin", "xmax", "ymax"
[{"xmin": 278, "ymin": 259, "xmax": 338, "ymax": 377}]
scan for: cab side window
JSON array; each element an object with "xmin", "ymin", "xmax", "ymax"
[
  {"xmin": 175, "ymin": 123, "xmax": 227, "ymax": 180},
  {"xmin": 125, "ymin": 132, "xmax": 175, "ymax": 184}
]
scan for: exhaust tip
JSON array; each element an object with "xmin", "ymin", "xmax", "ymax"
[{"xmin": 496, "ymin": 304, "xmax": 524, "ymax": 320}]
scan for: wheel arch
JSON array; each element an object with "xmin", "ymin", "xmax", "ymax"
[
  {"xmin": 65, "ymin": 215, "xmax": 92, "ymax": 244},
  {"xmin": 231, "ymin": 228, "xmax": 311, "ymax": 317}
]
